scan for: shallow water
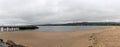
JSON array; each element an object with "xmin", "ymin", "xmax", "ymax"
[{"xmin": 34, "ymin": 26, "xmax": 109, "ymax": 32}]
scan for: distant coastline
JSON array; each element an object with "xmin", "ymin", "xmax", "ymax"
[{"xmin": 38, "ymin": 22, "xmax": 120, "ymax": 26}]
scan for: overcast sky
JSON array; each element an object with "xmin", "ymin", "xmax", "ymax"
[{"xmin": 0, "ymin": 0, "xmax": 120, "ymax": 24}]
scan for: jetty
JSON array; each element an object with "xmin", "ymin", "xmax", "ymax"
[{"xmin": 0, "ymin": 24, "xmax": 38, "ymax": 32}]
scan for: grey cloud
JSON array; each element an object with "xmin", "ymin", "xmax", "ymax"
[{"xmin": 0, "ymin": 0, "xmax": 120, "ymax": 24}]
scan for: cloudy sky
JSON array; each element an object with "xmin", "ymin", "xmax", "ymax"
[{"xmin": 0, "ymin": 0, "xmax": 120, "ymax": 24}]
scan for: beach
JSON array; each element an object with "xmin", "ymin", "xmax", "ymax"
[{"xmin": 0, "ymin": 26, "xmax": 119, "ymax": 47}]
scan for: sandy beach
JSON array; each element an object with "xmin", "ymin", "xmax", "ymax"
[{"xmin": 0, "ymin": 26, "xmax": 119, "ymax": 47}]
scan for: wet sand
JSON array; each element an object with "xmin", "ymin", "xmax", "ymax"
[{"xmin": 0, "ymin": 26, "xmax": 119, "ymax": 47}]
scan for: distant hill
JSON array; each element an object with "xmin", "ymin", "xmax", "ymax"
[{"xmin": 38, "ymin": 22, "xmax": 120, "ymax": 26}]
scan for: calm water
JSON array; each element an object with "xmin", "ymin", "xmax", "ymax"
[{"xmin": 34, "ymin": 26, "xmax": 109, "ymax": 32}]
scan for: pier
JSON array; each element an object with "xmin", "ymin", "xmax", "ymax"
[
  {"xmin": 0, "ymin": 25, "xmax": 38, "ymax": 32},
  {"xmin": 0, "ymin": 27, "xmax": 19, "ymax": 32}
]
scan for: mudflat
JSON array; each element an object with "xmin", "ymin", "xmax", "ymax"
[{"xmin": 0, "ymin": 26, "xmax": 119, "ymax": 47}]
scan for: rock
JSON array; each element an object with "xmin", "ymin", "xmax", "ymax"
[
  {"xmin": 0, "ymin": 39, "xmax": 25, "ymax": 47},
  {"xmin": 6, "ymin": 40, "xmax": 25, "ymax": 47}
]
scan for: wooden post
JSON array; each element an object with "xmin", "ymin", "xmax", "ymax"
[
  {"xmin": 6, "ymin": 27, "xmax": 9, "ymax": 31},
  {"xmin": 1, "ymin": 27, "xmax": 4, "ymax": 32}
]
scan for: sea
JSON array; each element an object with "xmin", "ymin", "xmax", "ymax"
[{"xmin": 34, "ymin": 26, "xmax": 109, "ymax": 32}]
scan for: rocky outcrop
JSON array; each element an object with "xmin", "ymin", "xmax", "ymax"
[{"xmin": 0, "ymin": 39, "xmax": 25, "ymax": 47}]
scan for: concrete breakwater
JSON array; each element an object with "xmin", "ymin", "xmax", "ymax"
[{"xmin": 0, "ymin": 25, "xmax": 38, "ymax": 32}]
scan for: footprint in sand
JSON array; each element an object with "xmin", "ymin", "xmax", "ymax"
[
  {"xmin": 88, "ymin": 33, "xmax": 97, "ymax": 47},
  {"xmin": 88, "ymin": 45, "xmax": 93, "ymax": 47}
]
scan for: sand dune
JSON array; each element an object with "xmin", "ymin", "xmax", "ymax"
[{"xmin": 0, "ymin": 26, "xmax": 119, "ymax": 47}]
